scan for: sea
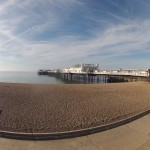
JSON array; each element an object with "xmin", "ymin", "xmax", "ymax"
[
  {"xmin": 0, "ymin": 71, "xmax": 110, "ymax": 84},
  {"xmin": 0, "ymin": 71, "xmax": 68, "ymax": 84}
]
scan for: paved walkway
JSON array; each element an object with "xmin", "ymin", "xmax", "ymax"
[{"xmin": 1, "ymin": 114, "xmax": 150, "ymax": 150}]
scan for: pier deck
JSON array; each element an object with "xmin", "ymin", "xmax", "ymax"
[{"xmin": 38, "ymin": 70, "xmax": 150, "ymax": 83}]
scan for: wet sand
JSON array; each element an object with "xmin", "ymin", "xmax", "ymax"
[{"xmin": 0, "ymin": 82, "xmax": 150, "ymax": 133}]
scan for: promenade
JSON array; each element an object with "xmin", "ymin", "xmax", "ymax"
[{"xmin": 1, "ymin": 113, "xmax": 150, "ymax": 150}]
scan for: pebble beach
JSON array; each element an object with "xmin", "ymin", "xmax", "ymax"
[{"xmin": 0, "ymin": 82, "xmax": 150, "ymax": 133}]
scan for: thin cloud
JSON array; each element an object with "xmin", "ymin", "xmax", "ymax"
[{"xmin": 0, "ymin": 0, "xmax": 150, "ymax": 71}]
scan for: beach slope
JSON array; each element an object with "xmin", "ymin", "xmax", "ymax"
[{"xmin": 0, "ymin": 82, "xmax": 150, "ymax": 133}]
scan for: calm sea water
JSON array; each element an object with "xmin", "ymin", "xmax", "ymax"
[
  {"xmin": 0, "ymin": 71, "xmax": 112, "ymax": 84},
  {"xmin": 0, "ymin": 71, "xmax": 68, "ymax": 84}
]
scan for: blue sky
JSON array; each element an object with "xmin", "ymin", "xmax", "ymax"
[{"xmin": 0, "ymin": 0, "xmax": 150, "ymax": 71}]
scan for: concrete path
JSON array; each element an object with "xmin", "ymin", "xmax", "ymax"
[{"xmin": 1, "ymin": 114, "xmax": 150, "ymax": 150}]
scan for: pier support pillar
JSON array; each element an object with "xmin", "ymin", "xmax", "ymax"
[
  {"xmin": 70, "ymin": 73, "xmax": 72, "ymax": 81},
  {"xmin": 148, "ymin": 69, "xmax": 150, "ymax": 77}
]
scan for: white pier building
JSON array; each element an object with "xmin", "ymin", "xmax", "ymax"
[
  {"xmin": 63, "ymin": 63, "xmax": 99, "ymax": 73},
  {"xmin": 63, "ymin": 63, "xmax": 150, "ymax": 77},
  {"xmin": 99, "ymin": 69, "xmax": 150, "ymax": 77}
]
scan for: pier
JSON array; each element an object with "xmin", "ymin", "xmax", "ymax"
[
  {"xmin": 38, "ymin": 64, "xmax": 150, "ymax": 83},
  {"xmin": 37, "ymin": 70, "xmax": 150, "ymax": 83}
]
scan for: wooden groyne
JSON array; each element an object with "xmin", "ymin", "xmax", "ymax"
[{"xmin": 37, "ymin": 70, "xmax": 150, "ymax": 83}]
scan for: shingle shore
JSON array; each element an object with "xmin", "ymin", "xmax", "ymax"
[{"xmin": 0, "ymin": 82, "xmax": 150, "ymax": 133}]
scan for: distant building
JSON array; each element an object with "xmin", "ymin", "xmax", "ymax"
[{"xmin": 63, "ymin": 63, "xmax": 99, "ymax": 73}]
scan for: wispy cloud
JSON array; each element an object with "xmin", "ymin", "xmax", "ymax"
[{"xmin": 0, "ymin": 0, "xmax": 150, "ymax": 71}]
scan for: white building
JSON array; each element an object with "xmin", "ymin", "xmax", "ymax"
[
  {"xmin": 100, "ymin": 69, "xmax": 150, "ymax": 77},
  {"xmin": 63, "ymin": 63, "xmax": 99, "ymax": 73}
]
